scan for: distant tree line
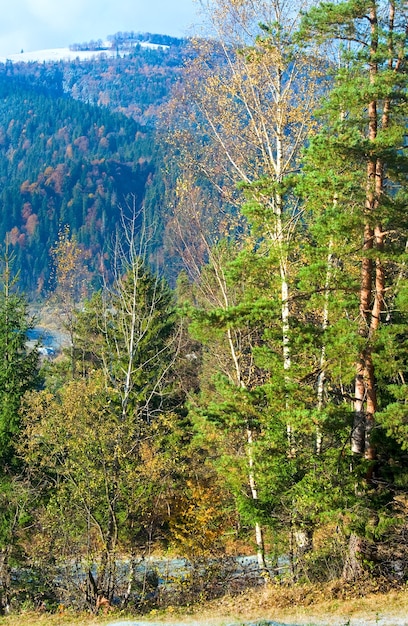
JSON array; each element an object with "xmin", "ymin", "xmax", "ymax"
[{"xmin": 69, "ymin": 39, "xmax": 107, "ymax": 52}]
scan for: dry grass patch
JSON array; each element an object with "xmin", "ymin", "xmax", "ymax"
[
  {"xmin": 166, "ymin": 581, "xmax": 408, "ymax": 625},
  {"xmin": 0, "ymin": 611, "xmax": 105, "ymax": 626},
  {"xmin": 0, "ymin": 583, "xmax": 407, "ymax": 626}
]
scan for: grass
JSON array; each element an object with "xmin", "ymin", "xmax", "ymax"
[
  {"xmin": 0, "ymin": 612, "xmax": 104, "ymax": 626},
  {"xmin": 169, "ymin": 583, "xmax": 408, "ymax": 625},
  {"xmin": 0, "ymin": 583, "xmax": 407, "ymax": 626}
]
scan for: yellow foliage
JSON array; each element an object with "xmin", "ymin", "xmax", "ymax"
[{"xmin": 169, "ymin": 477, "xmax": 232, "ymax": 558}]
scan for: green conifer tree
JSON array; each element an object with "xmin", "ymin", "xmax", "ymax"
[
  {"xmin": 0, "ymin": 242, "xmax": 40, "ymax": 613},
  {"xmin": 297, "ymin": 0, "xmax": 407, "ymax": 578},
  {"xmin": 0, "ymin": 243, "xmax": 40, "ymax": 468}
]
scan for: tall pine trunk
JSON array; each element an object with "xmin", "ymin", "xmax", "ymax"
[
  {"xmin": 353, "ymin": 1, "xmax": 387, "ymax": 467},
  {"xmin": 348, "ymin": 0, "xmax": 395, "ymax": 579}
]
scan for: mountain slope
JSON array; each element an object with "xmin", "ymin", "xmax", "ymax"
[
  {"xmin": 0, "ymin": 34, "xmax": 187, "ymax": 294},
  {"xmin": 0, "ymin": 71, "xmax": 157, "ymax": 293}
]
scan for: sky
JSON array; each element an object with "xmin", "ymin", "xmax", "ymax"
[{"xmin": 0, "ymin": 0, "xmax": 200, "ymax": 57}]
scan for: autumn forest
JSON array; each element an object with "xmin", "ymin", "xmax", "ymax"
[{"xmin": 0, "ymin": 0, "xmax": 407, "ymax": 618}]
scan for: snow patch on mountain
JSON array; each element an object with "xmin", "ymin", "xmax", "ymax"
[{"xmin": 0, "ymin": 42, "xmax": 167, "ymax": 64}]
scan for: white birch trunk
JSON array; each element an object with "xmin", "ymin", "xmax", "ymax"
[
  {"xmin": 316, "ymin": 243, "xmax": 334, "ymax": 454},
  {"xmin": 211, "ymin": 251, "xmax": 270, "ymax": 579}
]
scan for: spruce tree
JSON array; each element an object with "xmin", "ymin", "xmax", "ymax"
[
  {"xmin": 0, "ymin": 243, "xmax": 40, "ymax": 613},
  {"xmin": 0, "ymin": 244, "xmax": 40, "ymax": 468}
]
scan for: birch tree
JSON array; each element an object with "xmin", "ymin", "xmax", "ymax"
[
  {"xmin": 97, "ymin": 208, "xmax": 179, "ymax": 425},
  {"xmin": 164, "ymin": 0, "xmax": 326, "ymax": 575},
  {"xmin": 50, "ymin": 226, "xmax": 91, "ymax": 378},
  {"xmin": 188, "ymin": 239, "xmax": 276, "ymax": 575}
]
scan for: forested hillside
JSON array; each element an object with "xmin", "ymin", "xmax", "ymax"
[
  {"xmin": 6, "ymin": 33, "xmax": 187, "ymax": 124},
  {"xmin": 0, "ymin": 34, "xmax": 187, "ymax": 293}
]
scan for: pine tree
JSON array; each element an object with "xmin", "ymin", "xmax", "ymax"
[
  {"xmin": 297, "ymin": 0, "xmax": 408, "ymax": 578},
  {"xmin": 299, "ymin": 0, "xmax": 407, "ymax": 452}
]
